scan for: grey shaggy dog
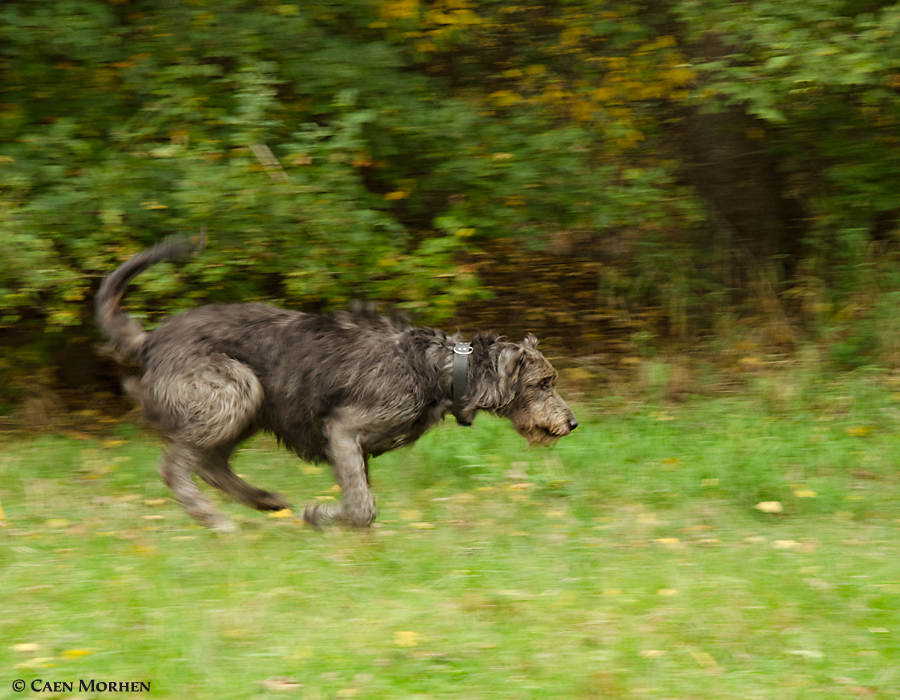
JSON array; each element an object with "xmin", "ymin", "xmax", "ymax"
[{"xmin": 96, "ymin": 236, "xmax": 577, "ymax": 532}]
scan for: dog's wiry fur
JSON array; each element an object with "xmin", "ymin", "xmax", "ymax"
[{"xmin": 96, "ymin": 237, "xmax": 577, "ymax": 532}]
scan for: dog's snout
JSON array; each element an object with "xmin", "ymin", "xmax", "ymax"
[{"xmin": 567, "ymin": 417, "xmax": 578, "ymax": 431}]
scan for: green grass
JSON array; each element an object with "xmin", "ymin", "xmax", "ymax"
[{"xmin": 2, "ymin": 379, "xmax": 900, "ymax": 699}]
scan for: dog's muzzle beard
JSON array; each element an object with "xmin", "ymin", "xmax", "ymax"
[{"xmin": 503, "ymin": 405, "xmax": 578, "ymax": 447}]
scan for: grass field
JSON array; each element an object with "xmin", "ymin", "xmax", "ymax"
[{"xmin": 2, "ymin": 374, "xmax": 900, "ymax": 699}]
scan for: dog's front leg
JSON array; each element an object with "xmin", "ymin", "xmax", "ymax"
[{"xmin": 304, "ymin": 421, "xmax": 376, "ymax": 528}]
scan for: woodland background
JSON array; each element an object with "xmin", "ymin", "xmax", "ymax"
[{"xmin": 4, "ymin": 0, "xmax": 900, "ymax": 417}]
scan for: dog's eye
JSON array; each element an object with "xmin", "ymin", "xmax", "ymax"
[{"xmin": 539, "ymin": 378, "xmax": 552, "ymax": 391}]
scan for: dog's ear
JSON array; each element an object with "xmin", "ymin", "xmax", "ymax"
[
  {"xmin": 466, "ymin": 342, "xmax": 524, "ymax": 416},
  {"xmin": 523, "ymin": 333, "xmax": 538, "ymax": 350},
  {"xmin": 498, "ymin": 343, "xmax": 526, "ymax": 381}
]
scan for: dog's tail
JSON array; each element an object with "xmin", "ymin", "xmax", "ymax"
[{"xmin": 95, "ymin": 227, "xmax": 205, "ymax": 364}]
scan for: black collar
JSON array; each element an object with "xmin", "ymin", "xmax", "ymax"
[{"xmin": 452, "ymin": 341, "xmax": 473, "ymax": 426}]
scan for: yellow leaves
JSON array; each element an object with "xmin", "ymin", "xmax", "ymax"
[
  {"xmin": 846, "ymin": 426, "xmax": 874, "ymax": 437},
  {"xmin": 489, "ymin": 90, "xmax": 522, "ymax": 108},
  {"xmin": 384, "ymin": 189, "xmax": 411, "ymax": 200},
  {"xmin": 45, "ymin": 518, "xmax": 70, "ymax": 529},
  {"xmin": 61, "ymin": 648, "xmax": 92, "ymax": 659},
  {"xmin": 660, "ymin": 457, "xmax": 680, "ymax": 470},
  {"xmin": 268, "ymin": 509, "xmax": 294, "ymax": 518},
  {"xmin": 570, "ymin": 99, "xmax": 594, "ymax": 122},
  {"xmin": 559, "ymin": 26, "xmax": 587, "ymax": 47},
  {"xmin": 394, "ymin": 630, "xmax": 420, "ymax": 647},
  {"xmin": 691, "ymin": 651, "xmax": 718, "ymax": 668},
  {"xmin": 755, "ymin": 501, "xmax": 784, "ymax": 514},
  {"xmin": 794, "ymin": 489, "xmax": 817, "ymax": 498}
]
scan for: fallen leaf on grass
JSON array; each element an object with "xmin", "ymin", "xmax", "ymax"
[
  {"xmin": 10, "ymin": 643, "xmax": 40, "ymax": 653},
  {"xmin": 755, "ymin": 501, "xmax": 783, "ymax": 514},
  {"xmin": 394, "ymin": 631, "xmax": 420, "ymax": 647},
  {"xmin": 61, "ymin": 649, "xmax": 93, "ymax": 659},
  {"xmin": 639, "ymin": 650, "xmax": 667, "ymax": 658},
  {"xmin": 44, "ymin": 518, "xmax": 70, "ymax": 529},
  {"xmin": 851, "ymin": 469, "xmax": 879, "ymax": 480},
  {"xmin": 15, "ymin": 657, "xmax": 54, "ymax": 669},
  {"xmin": 409, "ymin": 522, "xmax": 434, "ymax": 529},
  {"xmin": 794, "ymin": 489, "xmax": 817, "ymax": 498},
  {"xmin": 845, "ymin": 426, "xmax": 874, "ymax": 437},
  {"xmin": 259, "ymin": 677, "xmax": 302, "ymax": 692},
  {"xmin": 144, "ymin": 498, "xmax": 167, "ymax": 506},
  {"xmin": 450, "ymin": 492, "xmax": 476, "ymax": 503},
  {"xmin": 268, "ymin": 509, "xmax": 294, "ymax": 518},
  {"xmin": 772, "ymin": 539, "xmax": 801, "ymax": 550},
  {"xmin": 691, "ymin": 651, "xmax": 717, "ymax": 668}
]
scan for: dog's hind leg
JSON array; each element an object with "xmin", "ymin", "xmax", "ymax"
[
  {"xmin": 159, "ymin": 442, "xmax": 238, "ymax": 533},
  {"xmin": 304, "ymin": 416, "xmax": 376, "ymax": 528},
  {"xmin": 149, "ymin": 355, "xmax": 266, "ymax": 531},
  {"xmin": 197, "ymin": 441, "xmax": 291, "ymax": 512}
]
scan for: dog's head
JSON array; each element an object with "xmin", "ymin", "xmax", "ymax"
[{"xmin": 467, "ymin": 334, "xmax": 577, "ymax": 446}]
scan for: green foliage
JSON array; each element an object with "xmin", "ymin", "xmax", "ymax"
[{"xmin": 6, "ymin": 0, "xmax": 900, "ymax": 391}]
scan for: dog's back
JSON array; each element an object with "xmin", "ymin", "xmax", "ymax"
[{"xmin": 140, "ymin": 302, "xmax": 454, "ymax": 460}]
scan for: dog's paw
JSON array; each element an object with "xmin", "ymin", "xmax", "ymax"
[
  {"xmin": 254, "ymin": 491, "xmax": 291, "ymax": 512},
  {"xmin": 303, "ymin": 502, "xmax": 333, "ymax": 529}
]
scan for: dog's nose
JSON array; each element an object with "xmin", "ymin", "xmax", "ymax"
[{"xmin": 567, "ymin": 417, "xmax": 578, "ymax": 431}]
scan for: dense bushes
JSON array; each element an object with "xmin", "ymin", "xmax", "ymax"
[{"xmin": 4, "ymin": 0, "xmax": 900, "ymax": 405}]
